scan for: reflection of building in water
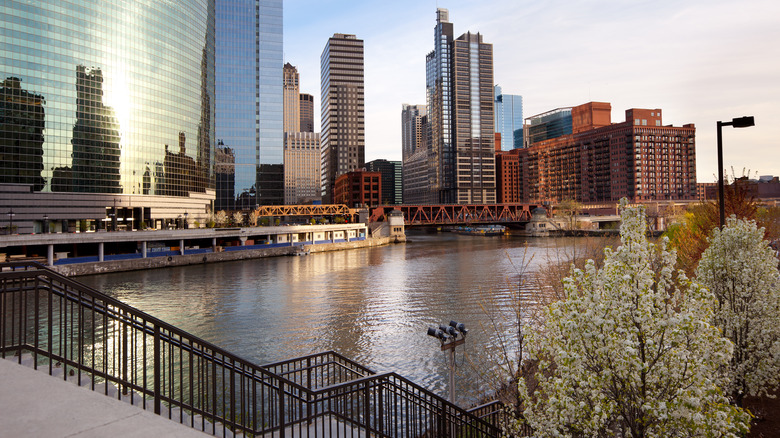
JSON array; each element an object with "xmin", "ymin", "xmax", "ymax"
[
  {"xmin": 215, "ymin": 141, "xmax": 235, "ymax": 211},
  {"xmin": 0, "ymin": 77, "xmax": 46, "ymax": 191},
  {"xmin": 71, "ymin": 66, "xmax": 121, "ymax": 193},
  {"xmin": 160, "ymin": 132, "xmax": 198, "ymax": 197}
]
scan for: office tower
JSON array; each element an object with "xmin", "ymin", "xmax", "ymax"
[
  {"xmin": 401, "ymin": 104, "xmax": 427, "ymax": 161},
  {"xmin": 515, "ymin": 102, "xmax": 696, "ymax": 203},
  {"xmin": 284, "ymin": 132, "xmax": 321, "ymax": 204},
  {"xmin": 0, "ymin": 0, "xmax": 215, "ymax": 233},
  {"xmin": 283, "ymin": 63, "xmax": 301, "ymax": 133},
  {"xmin": 526, "ymin": 107, "xmax": 573, "ymax": 146},
  {"xmin": 367, "ymin": 159, "xmax": 403, "ymax": 205},
  {"xmin": 494, "ymin": 85, "xmax": 524, "ymax": 150},
  {"xmin": 320, "ymin": 34, "xmax": 365, "ymax": 204},
  {"xmin": 423, "ymin": 9, "xmax": 495, "ymax": 204},
  {"xmin": 300, "ymin": 94, "xmax": 315, "ymax": 133},
  {"xmin": 216, "ymin": 0, "xmax": 283, "ymax": 210}
]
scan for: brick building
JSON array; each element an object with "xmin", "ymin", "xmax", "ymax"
[
  {"xmin": 334, "ymin": 170, "xmax": 381, "ymax": 208},
  {"xmin": 517, "ymin": 102, "xmax": 696, "ymax": 203}
]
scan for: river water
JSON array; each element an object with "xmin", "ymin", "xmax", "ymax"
[{"xmin": 79, "ymin": 231, "xmax": 584, "ymax": 406}]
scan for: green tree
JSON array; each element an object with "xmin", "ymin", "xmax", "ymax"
[
  {"xmin": 696, "ymin": 217, "xmax": 780, "ymax": 407},
  {"xmin": 514, "ymin": 201, "xmax": 750, "ymax": 437}
]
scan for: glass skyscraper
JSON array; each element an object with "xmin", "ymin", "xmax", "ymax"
[
  {"xmin": 494, "ymin": 85, "xmax": 524, "ymax": 150},
  {"xmin": 1, "ymin": 0, "xmax": 215, "ymax": 232},
  {"xmin": 215, "ymin": 0, "xmax": 283, "ymax": 210}
]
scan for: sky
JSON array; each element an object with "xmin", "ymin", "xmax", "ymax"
[{"xmin": 284, "ymin": 0, "xmax": 780, "ymax": 183}]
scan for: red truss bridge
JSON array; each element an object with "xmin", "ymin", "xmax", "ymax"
[{"xmin": 369, "ymin": 204, "xmax": 543, "ymax": 226}]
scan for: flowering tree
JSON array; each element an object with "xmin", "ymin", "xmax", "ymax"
[
  {"xmin": 249, "ymin": 210, "xmax": 260, "ymax": 227},
  {"xmin": 514, "ymin": 202, "xmax": 750, "ymax": 437},
  {"xmin": 696, "ymin": 217, "xmax": 780, "ymax": 407},
  {"xmin": 231, "ymin": 211, "xmax": 244, "ymax": 227},
  {"xmin": 214, "ymin": 210, "xmax": 228, "ymax": 227}
]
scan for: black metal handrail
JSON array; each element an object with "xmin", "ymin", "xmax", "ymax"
[{"xmin": 0, "ymin": 261, "xmax": 502, "ymax": 436}]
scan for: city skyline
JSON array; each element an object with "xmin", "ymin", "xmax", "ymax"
[{"xmin": 284, "ymin": 0, "xmax": 780, "ymax": 183}]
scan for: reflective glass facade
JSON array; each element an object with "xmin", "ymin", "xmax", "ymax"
[
  {"xmin": 494, "ymin": 85, "xmax": 524, "ymax": 150},
  {"xmin": 1, "ymin": 0, "xmax": 215, "ymax": 198},
  {"xmin": 215, "ymin": 0, "xmax": 283, "ymax": 210}
]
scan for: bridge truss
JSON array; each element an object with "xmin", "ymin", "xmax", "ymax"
[{"xmin": 370, "ymin": 204, "xmax": 541, "ymax": 225}]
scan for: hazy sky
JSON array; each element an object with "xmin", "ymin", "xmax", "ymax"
[{"xmin": 284, "ymin": 0, "xmax": 780, "ymax": 183}]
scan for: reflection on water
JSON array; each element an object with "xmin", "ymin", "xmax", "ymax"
[{"xmin": 80, "ymin": 232, "xmax": 587, "ymax": 405}]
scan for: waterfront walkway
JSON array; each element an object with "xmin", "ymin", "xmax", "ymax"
[{"xmin": 0, "ymin": 358, "xmax": 208, "ymax": 437}]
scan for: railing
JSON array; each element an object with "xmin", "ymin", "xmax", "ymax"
[{"xmin": 0, "ymin": 261, "xmax": 503, "ymax": 436}]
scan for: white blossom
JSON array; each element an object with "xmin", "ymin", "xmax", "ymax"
[
  {"xmin": 696, "ymin": 216, "xmax": 780, "ymax": 406},
  {"xmin": 513, "ymin": 201, "xmax": 750, "ymax": 437}
]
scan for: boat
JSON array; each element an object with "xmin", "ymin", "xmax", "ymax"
[{"xmin": 452, "ymin": 225, "xmax": 507, "ymax": 236}]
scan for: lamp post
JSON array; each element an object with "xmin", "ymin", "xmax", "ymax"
[
  {"xmin": 7, "ymin": 209, "xmax": 15, "ymax": 235},
  {"xmin": 43, "ymin": 214, "xmax": 48, "ymax": 234},
  {"xmin": 717, "ymin": 116, "xmax": 755, "ymax": 227},
  {"xmin": 426, "ymin": 321, "xmax": 468, "ymax": 404}
]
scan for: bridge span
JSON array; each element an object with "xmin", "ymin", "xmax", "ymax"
[{"xmin": 369, "ymin": 204, "xmax": 544, "ymax": 226}]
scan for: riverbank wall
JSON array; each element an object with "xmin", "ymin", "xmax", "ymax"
[{"xmin": 51, "ymin": 235, "xmax": 405, "ymax": 277}]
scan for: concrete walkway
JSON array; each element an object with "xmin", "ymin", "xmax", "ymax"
[{"xmin": 0, "ymin": 358, "xmax": 209, "ymax": 437}]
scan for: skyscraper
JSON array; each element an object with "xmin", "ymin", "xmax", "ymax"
[
  {"xmin": 282, "ymin": 63, "xmax": 320, "ymax": 205},
  {"xmin": 216, "ymin": 0, "xmax": 283, "ymax": 209},
  {"xmin": 0, "ymin": 0, "xmax": 215, "ymax": 233},
  {"xmin": 401, "ymin": 104, "xmax": 427, "ymax": 161},
  {"xmin": 283, "ymin": 63, "xmax": 301, "ymax": 133},
  {"xmin": 423, "ymin": 9, "xmax": 495, "ymax": 204},
  {"xmin": 320, "ymin": 34, "xmax": 365, "ymax": 204},
  {"xmin": 494, "ymin": 85, "xmax": 524, "ymax": 150},
  {"xmin": 299, "ymin": 94, "xmax": 315, "ymax": 133}
]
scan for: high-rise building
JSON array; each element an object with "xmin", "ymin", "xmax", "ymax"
[
  {"xmin": 401, "ymin": 104, "xmax": 427, "ymax": 161},
  {"xmin": 320, "ymin": 34, "xmax": 365, "ymax": 204},
  {"xmin": 0, "ymin": 0, "xmax": 215, "ymax": 233},
  {"xmin": 367, "ymin": 159, "xmax": 403, "ymax": 205},
  {"xmin": 284, "ymin": 132, "xmax": 321, "ymax": 204},
  {"xmin": 283, "ymin": 63, "xmax": 301, "ymax": 133},
  {"xmin": 299, "ymin": 94, "xmax": 315, "ymax": 133},
  {"xmin": 525, "ymin": 107, "xmax": 573, "ymax": 147},
  {"xmin": 216, "ymin": 0, "xmax": 283, "ymax": 209},
  {"xmin": 515, "ymin": 103, "xmax": 696, "ymax": 203},
  {"xmin": 418, "ymin": 9, "xmax": 495, "ymax": 204},
  {"xmin": 494, "ymin": 85, "xmax": 524, "ymax": 150}
]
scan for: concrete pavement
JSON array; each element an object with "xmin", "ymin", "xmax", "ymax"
[{"xmin": 0, "ymin": 358, "xmax": 209, "ymax": 437}]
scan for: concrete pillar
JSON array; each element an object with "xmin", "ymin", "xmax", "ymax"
[
  {"xmin": 47, "ymin": 244, "xmax": 54, "ymax": 266},
  {"xmin": 212, "ymin": 237, "xmax": 217, "ymax": 252},
  {"xmin": 180, "ymin": 239, "xmax": 185, "ymax": 255},
  {"xmin": 141, "ymin": 241, "xmax": 147, "ymax": 258},
  {"xmin": 240, "ymin": 236, "xmax": 248, "ymax": 246},
  {"xmin": 98, "ymin": 243, "xmax": 104, "ymax": 262}
]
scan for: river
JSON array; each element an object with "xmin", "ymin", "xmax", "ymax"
[{"xmin": 78, "ymin": 231, "xmax": 588, "ymax": 406}]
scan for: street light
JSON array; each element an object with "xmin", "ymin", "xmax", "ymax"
[
  {"xmin": 426, "ymin": 320, "xmax": 468, "ymax": 404},
  {"xmin": 717, "ymin": 116, "xmax": 755, "ymax": 227},
  {"xmin": 7, "ymin": 209, "xmax": 15, "ymax": 235}
]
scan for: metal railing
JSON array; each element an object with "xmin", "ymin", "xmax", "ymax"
[{"xmin": 1, "ymin": 261, "xmax": 503, "ymax": 437}]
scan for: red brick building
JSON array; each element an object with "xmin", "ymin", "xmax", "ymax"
[
  {"xmin": 518, "ymin": 102, "xmax": 696, "ymax": 203},
  {"xmin": 334, "ymin": 170, "xmax": 381, "ymax": 207},
  {"xmin": 495, "ymin": 148, "xmax": 522, "ymax": 203}
]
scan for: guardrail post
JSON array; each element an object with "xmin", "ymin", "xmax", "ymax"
[
  {"xmin": 278, "ymin": 380, "xmax": 286, "ymax": 438},
  {"xmin": 154, "ymin": 324, "xmax": 161, "ymax": 415}
]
